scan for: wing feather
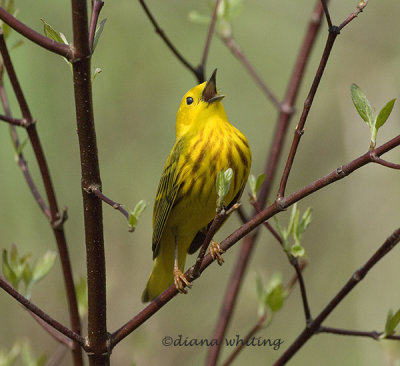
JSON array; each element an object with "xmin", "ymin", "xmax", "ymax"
[{"xmin": 152, "ymin": 139, "xmax": 184, "ymax": 258}]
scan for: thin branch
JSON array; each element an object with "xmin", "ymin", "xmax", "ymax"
[
  {"xmin": 89, "ymin": 0, "xmax": 104, "ymax": 52},
  {"xmin": 251, "ymin": 199, "xmax": 312, "ymax": 322},
  {"xmin": 277, "ymin": 1, "xmax": 367, "ymax": 199},
  {"xmin": 138, "ymin": 0, "xmax": 202, "ymax": 82},
  {"xmin": 221, "ymin": 260, "xmax": 307, "ymax": 366},
  {"xmin": 320, "ymin": 0, "xmax": 333, "ymax": 29},
  {"xmin": 70, "ymin": 0, "xmax": 108, "ymax": 363},
  {"xmin": 221, "ymin": 35, "xmax": 281, "ymax": 109},
  {"xmin": 0, "ymin": 31, "xmax": 83, "ymax": 365},
  {"xmin": 0, "ymin": 84, "xmax": 51, "ymax": 219},
  {"xmin": 90, "ymin": 185, "xmax": 129, "ymax": 220},
  {"xmin": 191, "ymin": 204, "xmax": 240, "ymax": 279},
  {"xmin": 338, "ymin": 0, "xmax": 368, "ymax": 30},
  {"xmin": 318, "ymin": 326, "xmax": 400, "ymax": 340},
  {"xmin": 0, "ymin": 113, "xmax": 30, "ymax": 126},
  {"xmin": 199, "ymin": 0, "xmax": 221, "ymax": 74},
  {"xmin": 206, "ymin": 3, "xmax": 327, "ymax": 364},
  {"xmin": 274, "ymin": 226, "xmax": 400, "ymax": 365},
  {"xmin": 110, "ymin": 133, "xmax": 400, "ymax": 349},
  {"xmin": 0, "ymin": 7, "xmax": 72, "ymax": 59},
  {"xmin": 0, "ymin": 276, "xmax": 85, "ymax": 347},
  {"xmin": 30, "ymin": 312, "xmax": 74, "ymax": 348},
  {"xmin": 373, "ymin": 156, "xmax": 400, "ymax": 170},
  {"xmin": 277, "ymin": 27, "xmax": 339, "ymax": 198}
]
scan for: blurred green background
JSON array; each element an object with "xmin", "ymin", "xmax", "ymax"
[{"xmin": 0, "ymin": 0, "xmax": 400, "ymax": 365}]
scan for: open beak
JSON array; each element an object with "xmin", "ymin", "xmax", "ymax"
[{"xmin": 201, "ymin": 69, "xmax": 225, "ymax": 103}]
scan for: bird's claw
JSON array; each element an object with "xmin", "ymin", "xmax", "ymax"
[
  {"xmin": 174, "ymin": 268, "xmax": 192, "ymax": 294},
  {"xmin": 210, "ymin": 240, "xmax": 224, "ymax": 265}
]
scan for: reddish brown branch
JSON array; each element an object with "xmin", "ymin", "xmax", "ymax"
[
  {"xmin": 0, "ymin": 7, "xmax": 72, "ymax": 58},
  {"xmin": 221, "ymin": 35, "xmax": 282, "ymax": 109},
  {"xmin": 138, "ymin": 0, "xmax": 202, "ymax": 82},
  {"xmin": 199, "ymin": 0, "xmax": 221, "ymax": 73},
  {"xmin": 89, "ymin": 0, "xmax": 104, "ymax": 51},
  {"xmin": 0, "ymin": 275, "xmax": 85, "ymax": 347},
  {"xmin": 110, "ymin": 133, "xmax": 400, "ymax": 348},
  {"xmin": 90, "ymin": 185, "xmax": 129, "ymax": 220},
  {"xmin": 206, "ymin": 2, "xmax": 327, "ymax": 364},
  {"xmin": 318, "ymin": 326, "xmax": 400, "ymax": 340},
  {"xmin": 0, "ymin": 30, "xmax": 83, "ymax": 365},
  {"xmin": 273, "ymin": 226, "xmax": 400, "ymax": 365}
]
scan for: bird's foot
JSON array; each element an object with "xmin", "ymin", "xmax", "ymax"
[
  {"xmin": 210, "ymin": 240, "xmax": 224, "ymax": 265},
  {"xmin": 174, "ymin": 268, "xmax": 192, "ymax": 294}
]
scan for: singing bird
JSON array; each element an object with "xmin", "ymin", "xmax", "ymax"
[{"xmin": 142, "ymin": 70, "xmax": 251, "ymax": 302}]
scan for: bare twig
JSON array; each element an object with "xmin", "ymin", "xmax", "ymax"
[
  {"xmin": 191, "ymin": 204, "xmax": 240, "ymax": 279},
  {"xmin": 277, "ymin": 1, "xmax": 367, "ymax": 199},
  {"xmin": 110, "ymin": 133, "xmax": 400, "ymax": 348},
  {"xmin": 89, "ymin": 0, "xmax": 105, "ymax": 52},
  {"xmin": 221, "ymin": 260, "xmax": 307, "ymax": 366},
  {"xmin": 373, "ymin": 156, "xmax": 400, "ymax": 170},
  {"xmin": 138, "ymin": 0, "xmax": 202, "ymax": 82},
  {"xmin": 0, "ymin": 113, "xmax": 30, "ymax": 126},
  {"xmin": 89, "ymin": 185, "xmax": 129, "ymax": 220},
  {"xmin": 0, "ymin": 276, "xmax": 85, "ymax": 347},
  {"xmin": 318, "ymin": 326, "xmax": 400, "ymax": 340},
  {"xmin": 338, "ymin": 0, "xmax": 368, "ymax": 30},
  {"xmin": 206, "ymin": 3, "xmax": 327, "ymax": 364},
  {"xmin": 274, "ymin": 226, "xmax": 400, "ymax": 365},
  {"xmin": 199, "ymin": 0, "xmax": 221, "ymax": 76},
  {"xmin": 320, "ymin": 0, "xmax": 333, "ymax": 29},
  {"xmin": 0, "ymin": 84, "xmax": 51, "ymax": 219},
  {"xmin": 0, "ymin": 31, "xmax": 83, "ymax": 365},
  {"xmin": 0, "ymin": 7, "xmax": 72, "ymax": 58},
  {"xmin": 221, "ymin": 35, "xmax": 282, "ymax": 109}
]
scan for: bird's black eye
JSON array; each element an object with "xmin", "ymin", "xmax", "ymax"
[{"xmin": 186, "ymin": 96, "xmax": 194, "ymax": 105}]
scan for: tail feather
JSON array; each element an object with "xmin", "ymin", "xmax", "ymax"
[{"xmin": 142, "ymin": 233, "xmax": 188, "ymax": 302}]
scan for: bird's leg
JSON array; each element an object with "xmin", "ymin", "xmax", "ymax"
[
  {"xmin": 173, "ymin": 235, "xmax": 192, "ymax": 293},
  {"xmin": 209, "ymin": 240, "xmax": 224, "ymax": 265}
]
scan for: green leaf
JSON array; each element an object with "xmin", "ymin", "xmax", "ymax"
[
  {"xmin": 188, "ymin": 10, "xmax": 211, "ymax": 25},
  {"xmin": 385, "ymin": 308, "xmax": 400, "ymax": 335},
  {"xmin": 287, "ymin": 203, "xmax": 299, "ymax": 239},
  {"xmin": 265, "ymin": 273, "xmax": 284, "ymax": 312},
  {"xmin": 93, "ymin": 18, "xmax": 107, "ymax": 50},
  {"xmin": 249, "ymin": 173, "xmax": 266, "ymax": 200},
  {"xmin": 290, "ymin": 242, "xmax": 306, "ymax": 258},
  {"xmin": 351, "ymin": 83, "xmax": 374, "ymax": 127},
  {"xmin": 2, "ymin": 249, "xmax": 18, "ymax": 289},
  {"xmin": 75, "ymin": 276, "xmax": 88, "ymax": 317},
  {"xmin": 299, "ymin": 207, "xmax": 312, "ymax": 236},
  {"xmin": 16, "ymin": 138, "xmax": 28, "ymax": 156},
  {"xmin": 31, "ymin": 251, "xmax": 56, "ymax": 284},
  {"xmin": 128, "ymin": 200, "xmax": 148, "ymax": 232},
  {"xmin": 376, "ymin": 98, "xmax": 396, "ymax": 129},
  {"xmin": 40, "ymin": 19, "xmax": 64, "ymax": 44},
  {"xmin": 0, "ymin": 342, "xmax": 20, "ymax": 366},
  {"xmin": 216, "ymin": 168, "xmax": 233, "ymax": 208}
]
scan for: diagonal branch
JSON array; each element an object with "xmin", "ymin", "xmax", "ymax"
[
  {"xmin": 206, "ymin": 2, "xmax": 327, "ymax": 364},
  {"xmin": 0, "ymin": 275, "xmax": 85, "ymax": 347},
  {"xmin": 273, "ymin": 226, "xmax": 400, "ymax": 365},
  {"xmin": 138, "ymin": 0, "xmax": 202, "ymax": 82},
  {"xmin": 110, "ymin": 133, "xmax": 400, "ymax": 348},
  {"xmin": 199, "ymin": 0, "xmax": 221, "ymax": 79},
  {"xmin": 0, "ymin": 7, "xmax": 72, "ymax": 58}
]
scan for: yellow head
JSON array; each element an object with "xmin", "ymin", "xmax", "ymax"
[{"xmin": 175, "ymin": 69, "xmax": 227, "ymax": 139}]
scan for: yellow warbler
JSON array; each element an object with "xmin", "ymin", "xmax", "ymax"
[{"xmin": 142, "ymin": 70, "xmax": 251, "ymax": 302}]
